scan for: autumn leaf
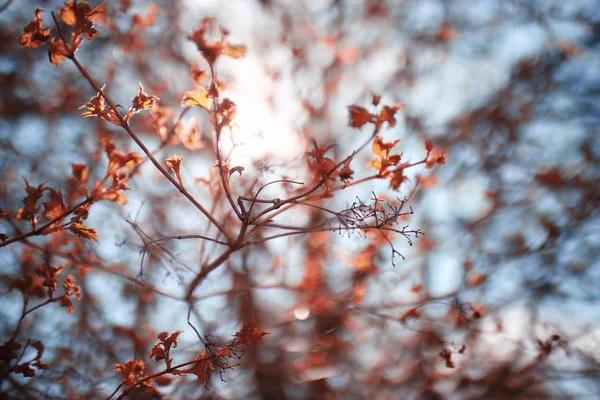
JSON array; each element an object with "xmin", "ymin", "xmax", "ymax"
[
  {"xmin": 0, "ymin": 339, "xmax": 23, "ymax": 362},
  {"xmin": 371, "ymin": 135, "xmax": 399, "ymax": 158},
  {"xmin": 347, "ymin": 105, "xmax": 374, "ymax": 129},
  {"xmin": 35, "ymin": 261, "xmax": 67, "ymax": 291},
  {"xmin": 222, "ymin": 43, "xmax": 247, "ymax": 58},
  {"xmin": 389, "ymin": 168, "xmax": 408, "ymax": 190},
  {"xmin": 72, "ymin": 163, "xmax": 89, "ymax": 183},
  {"xmin": 338, "ymin": 159, "xmax": 354, "ymax": 184},
  {"xmin": 425, "ymin": 139, "xmax": 433, "ymax": 152},
  {"xmin": 166, "ymin": 154, "xmax": 183, "ymax": 186},
  {"xmin": 70, "ymin": 202, "xmax": 90, "ymax": 224},
  {"xmin": 16, "ymin": 179, "xmax": 46, "ymax": 225},
  {"xmin": 149, "ymin": 330, "xmax": 183, "ymax": 367},
  {"xmin": 425, "ymin": 149, "xmax": 447, "ymax": 169},
  {"xmin": 48, "ymin": 38, "xmax": 69, "ymax": 66},
  {"xmin": 79, "ymin": 85, "xmax": 121, "ymax": 125},
  {"xmin": 115, "ymin": 359, "xmax": 147, "ymax": 388},
  {"xmin": 368, "ymin": 136, "xmax": 403, "ymax": 177},
  {"xmin": 125, "ymin": 83, "xmax": 160, "ymax": 121},
  {"xmin": 181, "ymin": 85, "xmax": 211, "ymax": 110},
  {"xmin": 353, "ymin": 244, "xmax": 378, "ymax": 274},
  {"xmin": 188, "ymin": 65, "xmax": 207, "ymax": 82},
  {"xmin": 18, "ymin": 8, "xmax": 51, "ymax": 49},
  {"xmin": 218, "ymin": 98, "xmax": 237, "ymax": 127},
  {"xmin": 186, "ymin": 351, "xmax": 214, "ymax": 384},
  {"xmin": 229, "ymin": 165, "xmax": 245, "ymax": 177},
  {"xmin": 235, "ymin": 316, "xmax": 269, "ymax": 345},
  {"xmin": 43, "ymin": 189, "xmax": 68, "ymax": 221},
  {"xmin": 70, "ymin": 222, "xmax": 98, "ymax": 242},
  {"xmin": 188, "ymin": 18, "xmax": 246, "ymax": 65},
  {"xmin": 376, "ymin": 102, "xmax": 405, "ymax": 130},
  {"xmin": 106, "ymin": 147, "xmax": 143, "ymax": 175},
  {"xmin": 59, "ymin": 1, "xmax": 105, "ymax": 41}
]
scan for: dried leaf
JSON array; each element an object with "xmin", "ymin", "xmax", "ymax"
[
  {"xmin": 371, "ymin": 136, "xmax": 399, "ymax": 158},
  {"xmin": 425, "ymin": 139, "xmax": 433, "ymax": 152},
  {"xmin": 18, "ymin": 8, "xmax": 51, "ymax": 49},
  {"xmin": 376, "ymin": 102, "xmax": 404, "ymax": 130},
  {"xmin": 70, "ymin": 222, "xmax": 98, "ymax": 242},
  {"xmin": 16, "ymin": 179, "xmax": 46, "ymax": 224},
  {"xmin": 222, "ymin": 43, "xmax": 247, "ymax": 58},
  {"xmin": 229, "ymin": 166, "xmax": 244, "ymax": 177},
  {"xmin": 43, "ymin": 189, "xmax": 68, "ymax": 221},
  {"xmin": 338, "ymin": 159, "xmax": 354, "ymax": 183},
  {"xmin": 59, "ymin": 1, "xmax": 105, "ymax": 41},
  {"xmin": 235, "ymin": 316, "xmax": 269, "ymax": 344},
  {"xmin": 186, "ymin": 351, "xmax": 214, "ymax": 383},
  {"xmin": 181, "ymin": 86, "xmax": 211, "ymax": 110},
  {"xmin": 48, "ymin": 38, "xmax": 69, "ymax": 66},
  {"xmin": 166, "ymin": 154, "xmax": 183, "ymax": 186},
  {"xmin": 125, "ymin": 83, "xmax": 160, "ymax": 121},
  {"xmin": 347, "ymin": 105, "xmax": 374, "ymax": 129}
]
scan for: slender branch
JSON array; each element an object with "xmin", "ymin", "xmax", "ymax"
[
  {"xmin": 186, "ymin": 224, "xmax": 248, "ymax": 301},
  {"xmin": 66, "ymin": 54, "xmax": 233, "ymax": 243},
  {"xmin": 0, "ymin": 198, "xmax": 90, "ymax": 248},
  {"xmin": 144, "ymin": 234, "xmax": 229, "ymax": 247},
  {"xmin": 210, "ymin": 63, "xmax": 243, "ymax": 221}
]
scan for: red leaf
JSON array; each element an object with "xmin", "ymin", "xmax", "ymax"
[
  {"xmin": 235, "ymin": 316, "xmax": 269, "ymax": 344},
  {"xmin": 348, "ymin": 105, "xmax": 374, "ymax": 129}
]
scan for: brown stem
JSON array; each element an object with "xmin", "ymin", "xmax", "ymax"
[
  {"xmin": 209, "ymin": 64, "xmax": 243, "ymax": 221},
  {"xmin": 186, "ymin": 223, "xmax": 248, "ymax": 301}
]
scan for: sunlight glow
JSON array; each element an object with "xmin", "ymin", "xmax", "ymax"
[{"xmin": 294, "ymin": 305, "xmax": 310, "ymax": 320}]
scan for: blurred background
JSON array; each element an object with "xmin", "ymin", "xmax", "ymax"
[{"xmin": 1, "ymin": 0, "xmax": 599, "ymax": 398}]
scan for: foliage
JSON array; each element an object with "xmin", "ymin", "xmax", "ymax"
[{"xmin": 0, "ymin": 0, "xmax": 598, "ymax": 399}]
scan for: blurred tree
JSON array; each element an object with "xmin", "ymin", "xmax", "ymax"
[{"xmin": 0, "ymin": 0, "xmax": 598, "ymax": 399}]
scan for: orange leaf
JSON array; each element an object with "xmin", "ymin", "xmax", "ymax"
[
  {"xmin": 58, "ymin": 1, "xmax": 105, "ymax": 41},
  {"xmin": 166, "ymin": 154, "xmax": 183, "ymax": 186},
  {"xmin": 223, "ymin": 43, "xmax": 247, "ymax": 58},
  {"xmin": 425, "ymin": 139, "xmax": 433, "ymax": 152},
  {"xmin": 188, "ymin": 65, "xmax": 207, "ymax": 82},
  {"xmin": 371, "ymin": 135, "xmax": 399, "ymax": 158},
  {"xmin": 47, "ymin": 38, "xmax": 69, "ymax": 66},
  {"xmin": 72, "ymin": 163, "xmax": 89, "ymax": 183},
  {"xmin": 425, "ymin": 149, "xmax": 447, "ymax": 168},
  {"xmin": 389, "ymin": 168, "xmax": 408, "ymax": 190},
  {"xmin": 18, "ymin": 8, "xmax": 51, "ymax": 49},
  {"xmin": 235, "ymin": 316, "xmax": 269, "ymax": 345},
  {"xmin": 186, "ymin": 351, "xmax": 214, "ymax": 383},
  {"xmin": 181, "ymin": 86, "xmax": 210, "ymax": 110},
  {"xmin": 42, "ymin": 189, "xmax": 68, "ymax": 222},
  {"xmin": 347, "ymin": 105, "xmax": 374, "ymax": 129},
  {"xmin": 70, "ymin": 222, "xmax": 98, "ymax": 242},
  {"xmin": 126, "ymin": 83, "xmax": 160, "ymax": 120},
  {"xmin": 16, "ymin": 179, "xmax": 46, "ymax": 224},
  {"xmin": 376, "ymin": 102, "xmax": 404, "ymax": 130}
]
